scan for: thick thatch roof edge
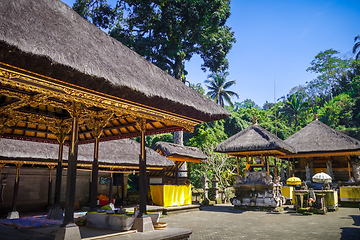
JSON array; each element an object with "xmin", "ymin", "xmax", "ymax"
[
  {"xmin": 0, "ymin": 0, "xmax": 231, "ymax": 122},
  {"xmin": 214, "ymin": 124, "xmax": 295, "ymax": 154}
]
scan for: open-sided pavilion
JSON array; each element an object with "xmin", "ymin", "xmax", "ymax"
[
  {"xmin": 0, "ymin": 0, "xmax": 229, "ymax": 238},
  {"xmin": 0, "ymin": 138, "xmax": 175, "ymax": 215},
  {"xmin": 282, "ymin": 119, "xmax": 360, "ymax": 183},
  {"xmin": 214, "ymin": 118, "xmax": 295, "ymax": 178}
]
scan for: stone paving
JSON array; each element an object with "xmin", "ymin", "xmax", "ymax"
[
  {"xmin": 1, "ymin": 204, "xmax": 360, "ymax": 239},
  {"xmin": 162, "ymin": 204, "xmax": 360, "ymax": 240}
]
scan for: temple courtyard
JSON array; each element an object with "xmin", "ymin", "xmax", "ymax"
[{"xmin": 0, "ymin": 204, "xmax": 359, "ymax": 240}]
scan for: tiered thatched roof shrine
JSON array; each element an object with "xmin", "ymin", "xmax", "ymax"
[
  {"xmin": 282, "ymin": 119, "xmax": 360, "ymax": 183},
  {"xmin": 215, "ymin": 118, "xmax": 294, "ymax": 208},
  {"xmin": 215, "ymin": 118, "xmax": 294, "ymax": 177}
]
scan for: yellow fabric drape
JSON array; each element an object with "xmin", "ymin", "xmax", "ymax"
[{"xmin": 150, "ymin": 185, "xmax": 192, "ymax": 207}]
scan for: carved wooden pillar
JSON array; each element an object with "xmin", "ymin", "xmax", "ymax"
[
  {"xmin": 7, "ymin": 163, "xmax": 23, "ymax": 219},
  {"xmin": 137, "ymin": 118, "xmax": 147, "ymax": 217},
  {"xmin": 48, "ymin": 124, "xmax": 69, "ymax": 220},
  {"xmin": 90, "ymin": 136, "xmax": 100, "ymax": 211},
  {"xmin": 236, "ymin": 156, "xmax": 240, "ymax": 176},
  {"xmin": 47, "ymin": 165, "xmax": 55, "ymax": 208},
  {"xmin": 87, "ymin": 111, "xmax": 112, "ymax": 211},
  {"xmin": 108, "ymin": 170, "xmax": 114, "ymax": 205},
  {"xmin": 0, "ymin": 163, "xmax": 5, "ymax": 205},
  {"xmin": 63, "ymin": 104, "xmax": 80, "ymax": 225},
  {"xmin": 287, "ymin": 159, "xmax": 291, "ymax": 178},
  {"xmin": 175, "ymin": 162, "xmax": 179, "ymax": 185},
  {"xmin": 11, "ymin": 163, "xmax": 22, "ymax": 212}
]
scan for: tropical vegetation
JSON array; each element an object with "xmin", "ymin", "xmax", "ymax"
[{"xmin": 72, "ymin": 1, "xmax": 360, "ymax": 192}]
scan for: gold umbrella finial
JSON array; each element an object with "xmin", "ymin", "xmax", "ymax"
[
  {"xmin": 252, "ymin": 115, "xmax": 258, "ymax": 125},
  {"xmin": 314, "ymin": 114, "xmax": 318, "ymax": 120}
]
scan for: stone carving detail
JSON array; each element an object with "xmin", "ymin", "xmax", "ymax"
[
  {"xmin": 352, "ymin": 159, "xmax": 360, "ymax": 182},
  {"xmin": 231, "ymin": 170, "xmax": 285, "ymax": 208},
  {"xmin": 326, "ymin": 160, "xmax": 334, "ymax": 180},
  {"xmin": 305, "ymin": 165, "xmax": 311, "ymax": 183}
]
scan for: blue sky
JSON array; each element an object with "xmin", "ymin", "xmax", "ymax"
[{"xmin": 62, "ymin": 0, "xmax": 360, "ymax": 107}]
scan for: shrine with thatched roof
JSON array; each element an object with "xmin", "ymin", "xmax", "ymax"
[
  {"xmin": 152, "ymin": 141, "xmax": 207, "ymax": 182},
  {"xmin": 282, "ymin": 119, "xmax": 360, "ymax": 183},
  {"xmin": 214, "ymin": 118, "xmax": 295, "ymax": 208},
  {"xmin": 215, "ymin": 117, "xmax": 295, "ymax": 178}
]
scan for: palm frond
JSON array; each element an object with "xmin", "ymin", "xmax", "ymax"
[{"xmin": 223, "ymin": 80, "xmax": 237, "ymax": 89}]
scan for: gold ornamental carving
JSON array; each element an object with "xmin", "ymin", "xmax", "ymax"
[{"xmin": 0, "ymin": 64, "xmax": 198, "ymax": 136}]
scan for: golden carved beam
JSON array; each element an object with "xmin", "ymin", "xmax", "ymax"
[{"xmin": 0, "ymin": 64, "xmax": 198, "ymax": 132}]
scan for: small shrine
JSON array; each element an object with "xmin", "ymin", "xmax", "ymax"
[{"xmin": 215, "ymin": 116, "xmax": 295, "ymax": 209}]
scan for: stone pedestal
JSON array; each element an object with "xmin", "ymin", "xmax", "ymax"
[
  {"xmin": 200, "ymin": 174, "xmax": 209, "ymax": 200},
  {"xmin": 211, "ymin": 176, "xmax": 221, "ymax": 204},
  {"xmin": 7, "ymin": 211, "xmax": 19, "ymax": 219},
  {"xmin": 54, "ymin": 223, "xmax": 81, "ymax": 240},
  {"xmin": 87, "ymin": 212, "xmax": 135, "ymax": 231},
  {"xmin": 47, "ymin": 205, "xmax": 64, "ymax": 220},
  {"xmin": 132, "ymin": 215, "xmax": 154, "ymax": 232}
]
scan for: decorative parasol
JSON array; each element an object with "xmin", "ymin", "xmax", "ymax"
[
  {"xmin": 286, "ymin": 176, "xmax": 301, "ymax": 185},
  {"xmin": 312, "ymin": 172, "xmax": 332, "ymax": 183},
  {"xmin": 312, "ymin": 172, "xmax": 332, "ymax": 214}
]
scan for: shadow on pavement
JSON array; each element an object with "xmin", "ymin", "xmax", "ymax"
[
  {"xmin": 199, "ymin": 204, "xmax": 245, "ymax": 214},
  {"xmin": 350, "ymin": 215, "xmax": 360, "ymax": 226},
  {"xmin": 341, "ymin": 227, "xmax": 360, "ymax": 240}
]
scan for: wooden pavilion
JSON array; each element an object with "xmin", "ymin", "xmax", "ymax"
[
  {"xmin": 0, "ymin": 138, "xmax": 174, "ymax": 215},
  {"xmin": 150, "ymin": 142, "xmax": 207, "ymax": 207},
  {"xmin": 214, "ymin": 118, "xmax": 295, "ymax": 208},
  {"xmin": 282, "ymin": 119, "xmax": 360, "ymax": 183},
  {"xmin": 152, "ymin": 141, "xmax": 207, "ymax": 183},
  {"xmin": 0, "ymin": 0, "xmax": 229, "ymax": 237},
  {"xmin": 214, "ymin": 118, "xmax": 295, "ymax": 178}
]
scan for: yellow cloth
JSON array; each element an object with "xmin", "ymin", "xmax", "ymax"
[
  {"xmin": 150, "ymin": 185, "xmax": 192, "ymax": 207},
  {"xmin": 282, "ymin": 186, "xmax": 293, "ymax": 199}
]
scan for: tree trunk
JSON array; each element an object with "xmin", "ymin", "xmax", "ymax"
[{"xmin": 173, "ymin": 55, "xmax": 187, "ymax": 177}]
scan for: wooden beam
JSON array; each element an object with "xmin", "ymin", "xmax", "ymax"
[{"xmin": 280, "ymin": 151, "xmax": 360, "ymax": 158}]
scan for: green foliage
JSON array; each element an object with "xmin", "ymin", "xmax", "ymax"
[
  {"xmin": 186, "ymin": 122, "xmax": 235, "ymax": 188},
  {"xmin": 306, "ymin": 49, "xmax": 350, "ymax": 101},
  {"xmin": 279, "ymin": 92, "xmax": 309, "ymax": 127},
  {"xmin": 74, "ymin": 0, "xmax": 235, "ymax": 81},
  {"xmin": 188, "ymin": 83, "xmax": 205, "ymax": 95},
  {"xmin": 317, "ymin": 93, "xmax": 355, "ymax": 129},
  {"xmin": 133, "ymin": 132, "xmax": 173, "ymax": 148},
  {"xmin": 205, "ymin": 71, "xmax": 239, "ymax": 107}
]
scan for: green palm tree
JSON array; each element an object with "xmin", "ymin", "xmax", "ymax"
[
  {"xmin": 353, "ymin": 35, "xmax": 360, "ymax": 59},
  {"xmin": 204, "ymin": 71, "xmax": 239, "ymax": 107},
  {"xmin": 279, "ymin": 93, "xmax": 308, "ymax": 126}
]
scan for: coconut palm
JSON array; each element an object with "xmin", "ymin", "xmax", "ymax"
[
  {"xmin": 279, "ymin": 93, "xmax": 308, "ymax": 126},
  {"xmin": 353, "ymin": 35, "xmax": 360, "ymax": 59},
  {"xmin": 205, "ymin": 71, "xmax": 239, "ymax": 107}
]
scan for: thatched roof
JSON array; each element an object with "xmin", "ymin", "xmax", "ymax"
[
  {"xmin": 214, "ymin": 124, "xmax": 295, "ymax": 155},
  {"xmin": 0, "ymin": 0, "xmax": 230, "ymax": 122},
  {"xmin": 0, "ymin": 138, "xmax": 174, "ymax": 168},
  {"xmin": 284, "ymin": 119, "xmax": 360, "ymax": 154},
  {"xmin": 153, "ymin": 142, "xmax": 207, "ymax": 160}
]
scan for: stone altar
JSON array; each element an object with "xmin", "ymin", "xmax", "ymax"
[{"xmin": 231, "ymin": 170, "xmax": 285, "ymax": 208}]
